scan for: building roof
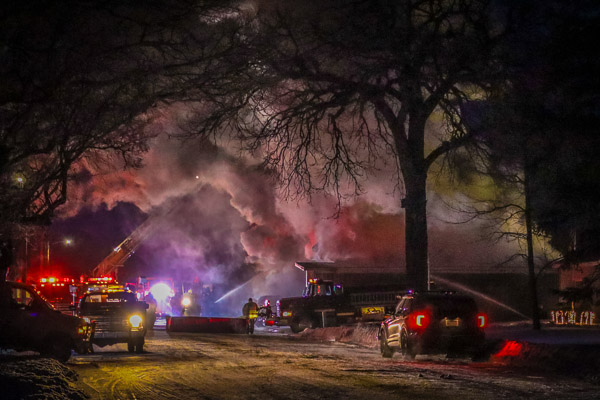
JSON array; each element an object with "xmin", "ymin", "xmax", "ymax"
[{"xmin": 294, "ymin": 261, "xmax": 403, "ymax": 274}]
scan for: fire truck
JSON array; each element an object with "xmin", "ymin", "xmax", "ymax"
[
  {"xmin": 34, "ymin": 275, "xmax": 122, "ymax": 315},
  {"xmin": 35, "ymin": 276, "xmax": 78, "ymax": 314}
]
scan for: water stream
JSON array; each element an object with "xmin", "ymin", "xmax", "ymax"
[
  {"xmin": 430, "ymin": 274, "xmax": 531, "ymax": 321},
  {"xmin": 214, "ymin": 273, "xmax": 264, "ymax": 304}
]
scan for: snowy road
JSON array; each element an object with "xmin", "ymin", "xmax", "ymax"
[{"xmin": 69, "ymin": 328, "xmax": 598, "ymax": 400}]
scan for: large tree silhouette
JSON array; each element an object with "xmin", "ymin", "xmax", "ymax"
[
  {"xmin": 183, "ymin": 0, "xmax": 505, "ymax": 290},
  {"xmin": 0, "ymin": 0, "xmax": 228, "ymax": 280}
]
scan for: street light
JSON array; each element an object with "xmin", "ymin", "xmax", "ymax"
[
  {"xmin": 43, "ymin": 238, "xmax": 73, "ymax": 275},
  {"xmin": 13, "ymin": 173, "xmax": 26, "ymax": 188}
]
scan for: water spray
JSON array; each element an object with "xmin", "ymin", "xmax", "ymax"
[
  {"xmin": 430, "ymin": 274, "xmax": 531, "ymax": 321},
  {"xmin": 215, "ymin": 272, "xmax": 265, "ymax": 304}
]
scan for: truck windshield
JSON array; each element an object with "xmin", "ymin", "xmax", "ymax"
[{"xmin": 306, "ymin": 283, "xmax": 333, "ymax": 296}]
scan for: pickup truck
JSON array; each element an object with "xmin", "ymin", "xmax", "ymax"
[
  {"xmin": 0, "ymin": 281, "xmax": 93, "ymax": 362},
  {"xmin": 277, "ymin": 279, "xmax": 405, "ymax": 333},
  {"xmin": 77, "ymin": 290, "xmax": 148, "ymax": 353}
]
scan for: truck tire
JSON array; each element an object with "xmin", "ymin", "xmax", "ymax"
[
  {"xmin": 44, "ymin": 336, "xmax": 72, "ymax": 363},
  {"xmin": 289, "ymin": 320, "xmax": 302, "ymax": 333},
  {"xmin": 400, "ymin": 330, "xmax": 416, "ymax": 360},
  {"xmin": 135, "ymin": 337, "xmax": 144, "ymax": 353},
  {"xmin": 127, "ymin": 341, "xmax": 135, "ymax": 353},
  {"xmin": 290, "ymin": 317, "xmax": 314, "ymax": 333},
  {"xmin": 379, "ymin": 330, "xmax": 394, "ymax": 358}
]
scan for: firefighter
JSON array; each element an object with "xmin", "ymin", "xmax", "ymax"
[
  {"xmin": 262, "ymin": 299, "xmax": 273, "ymax": 318},
  {"xmin": 242, "ymin": 297, "xmax": 259, "ymax": 334}
]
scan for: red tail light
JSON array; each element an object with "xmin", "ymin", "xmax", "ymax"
[
  {"xmin": 407, "ymin": 309, "xmax": 431, "ymax": 331},
  {"xmin": 477, "ymin": 313, "xmax": 487, "ymax": 328}
]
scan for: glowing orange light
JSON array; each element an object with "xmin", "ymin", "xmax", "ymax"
[{"xmin": 49, "ymin": 277, "xmax": 56, "ymax": 283}]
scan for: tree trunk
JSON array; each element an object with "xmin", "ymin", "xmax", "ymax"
[
  {"xmin": 0, "ymin": 236, "xmax": 13, "ymax": 283},
  {"xmin": 404, "ymin": 173, "xmax": 429, "ymax": 292},
  {"xmin": 524, "ymin": 165, "xmax": 541, "ymax": 330}
]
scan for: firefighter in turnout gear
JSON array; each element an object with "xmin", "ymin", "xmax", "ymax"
[{"xmin": 242, "ymin": 298, "xmax": 259, "ymax": 334}]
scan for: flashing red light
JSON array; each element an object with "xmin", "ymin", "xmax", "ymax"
[
  {"xmin": 407, "ymin": 309, "xmax": 431, "ymax": 331},
  {"xmin": 477, "ymin": 313, "xmax": 487, "ymax": 328},
  {"xmin": 495, "ymin": 340, "xmax": 522, "ymax": 357}
]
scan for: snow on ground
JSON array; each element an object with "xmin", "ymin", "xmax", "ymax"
[
  {"xmin": 296, "ymin": 322, "xmax": 600, "ymax": 381},
  {"xmin": 1, "ymin": 322, "xmax": 599, "ymax": 398},
  {"xmin": 0, "ymin": 354, "xmax": 88, "ymax": 400}
]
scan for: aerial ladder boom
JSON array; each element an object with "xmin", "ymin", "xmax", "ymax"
[{"xmin": 92, "ymin": 207, "xmax": 174, "ymax": 280}]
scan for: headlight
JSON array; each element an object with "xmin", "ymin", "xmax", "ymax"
[
  {"xmin": 129, "ymin": 314, "xmax": 143, "ymax": 329},
  {"xmin": 181, "ymin": 297, "xmax": 191, "ymax": 307},
  {"xmin": 77, "ymin": 325, "xmax": 88, "ymax": 336}
]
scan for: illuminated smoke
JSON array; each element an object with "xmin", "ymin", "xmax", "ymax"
[{"xmin": 59, "ymin": 131, "xmax": 521, "ymax": 316}]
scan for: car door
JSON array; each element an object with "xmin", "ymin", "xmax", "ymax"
[
  {"xmin": 4, "ymin": 286, "xmax": 39, "ymax": 349},
  {"xmin": 396, "ymin": 297, "xmax": 413, "ymax": 337},
  {"xmin": 386, "ymin": 298, "xmax": 406, "ymax": 346}
]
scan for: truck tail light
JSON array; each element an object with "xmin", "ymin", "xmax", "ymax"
[
  {"xmin": 407, "ymin": 309, "xmax": 431, "ymax": 331},
  {"xmin": 477, "ymin": 313, "xmax": 487, "ymax": 328}
]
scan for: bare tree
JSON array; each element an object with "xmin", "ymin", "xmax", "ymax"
[
  {"xmin": 0, "ymin": 0, "xmax": 231, "ymax": 280},
  {"xmin": 449, "ymin": 0, "xmax": 600, "ymax": 329},
  {"xmin": 180, "ymin": 0, "xmax": 505, "ymax": 290}
]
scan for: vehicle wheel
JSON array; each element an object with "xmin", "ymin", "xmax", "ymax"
[
  {"xmin": 135, "ymin": 337, "xmax": 144, "ymax": 354},
  {"xmin": 44, "ymin": 336, "xmax": 72, "ymax": 363},
  {"xmin": 127, "ymin": 341, "xmax": 135, "ymax": 353},
  {"xmin": 299, "ymin": 317, "xmax": 315, "ymax": 331},
  {"xmin": 290, "ymin": 317, "xmax": 313, "ymax": 333},
  {"xmin": 379, "ymin": 330, "xmax": 394, "ymax": 358},
  {"xmin": 74, "ymin": 342, "xmax": 92, "ymax": 355},
  {"xmin": 400, "ymin": 330, "xmax": 416, "ymax": 360}
]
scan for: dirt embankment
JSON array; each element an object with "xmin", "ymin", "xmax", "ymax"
[{"xmin": 297, "ymin": 323, "xmax": 379, "ymax": 348}]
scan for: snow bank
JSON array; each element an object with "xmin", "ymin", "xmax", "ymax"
[
  {"xmin": 0, "ymin": 356, "xmax": 87, "ymax": 400},
  {"xmin": 297, "ymin": 324, "xmax": 600, "ymax": 380}
]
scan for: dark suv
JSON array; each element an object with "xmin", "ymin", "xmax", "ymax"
[
  {"xmin": 78, "ymin": 290, "xmax": 148, "ymax": 353},
  {"xmin": 378, "ymin": 291, "xmax": 487, "ymax": 360},
  {"xmin": 0, "ymin": 281, "xmax": 93, "ymax": 362}
]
